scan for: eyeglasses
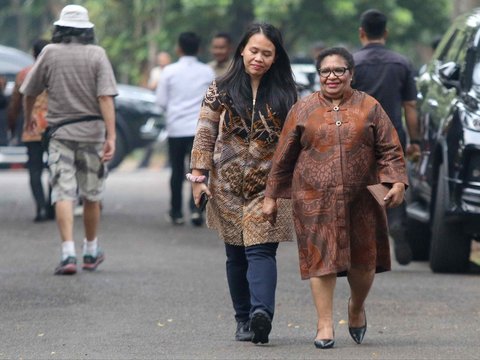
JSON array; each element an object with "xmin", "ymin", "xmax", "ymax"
[{"xmin": 318, "ymin": 67, "xmax": 350, "ymax": 78}]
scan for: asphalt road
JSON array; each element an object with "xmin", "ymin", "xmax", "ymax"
[{"xmin": 1, "ymin": 167, "xmax": 479, "ymax": 359}]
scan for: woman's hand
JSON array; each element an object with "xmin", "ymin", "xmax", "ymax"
[
  {"xmin": 384, "ymin": 183, "xmax": 405, "ymax": 208},
  {"xmin": 192, "ymin": 182, "xmax": 211, "ymax": 208},
  {"xmin": 262, "ymin": 197, "xmax": 278, "ymax": 225}
]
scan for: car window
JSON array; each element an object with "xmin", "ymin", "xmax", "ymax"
[
  {"xmin": 443, "ymin": 30, "xmax": 468, "ymax": 65},
  {"xmin": 472, "ymin": 62, "xmax": 480, "ymax": 85},
  {"xmin": 437, "ymin": 29, "xmax": 458, "ymax": 63}
]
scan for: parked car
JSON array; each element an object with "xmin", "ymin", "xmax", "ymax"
[
  {"xmin": 110, "ymin": 84, "xmax": 164, "ymax": 169},
  {"xmin": 407, "ymin": 8, "xmax": 480, "ymax": 272},
  {"xmin": 0, "ymin": 44, "xmax": 164, "ymax": 170},
  {"xmin": 291, "ymin": 62, "xmax": 319, "ymax": 98}
]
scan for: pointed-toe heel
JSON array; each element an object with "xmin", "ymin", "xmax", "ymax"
[
  {"xmin": 314, "ymin": 338, "xmax": 335, "ymax": 349},
  {"xmin": 314, "ymin": 328, "xmax": 335, "ymax": 349},
  {"xmin": 348, "ymin": 322, "xmax": 367, "ymax": 344},
  {"xmin": 348, "ymin": 310, "xmax": 367, "ymax": 344},
  {"xmin": 348, "ymin": 298, "xmax": 367, "ymax": 344}
]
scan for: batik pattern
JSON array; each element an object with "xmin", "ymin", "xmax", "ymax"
[
  {"xmin": 191, "ymin": 82, "xmax": 293, "ymax": 246},
  {"xmin": 266, "ymin": 89, "xmax": 408, "ymax": 279}
]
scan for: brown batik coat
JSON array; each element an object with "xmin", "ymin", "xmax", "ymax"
[
  {"xmin": 191, "ymin": 82, "xmax": 293, "ymax": 246},
  {"xmin": 265, "ymin": 89, "xmax": 408, "ymax": 279}
]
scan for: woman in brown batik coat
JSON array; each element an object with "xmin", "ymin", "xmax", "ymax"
[
  {"xmin": 263, "ymin": 47, "xmax": 408, "ymax": 349},
  {"xmin": 189, "ymin": 23, "xmax": 297, "ymax": 344}
]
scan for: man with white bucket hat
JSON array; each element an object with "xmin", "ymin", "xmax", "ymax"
[{"xmin": 21, "ymin": 4, "xmax": 118, "ymax": 275}]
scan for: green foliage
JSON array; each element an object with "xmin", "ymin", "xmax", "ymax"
[{"xmin": 0, "ymin": 0, "xmax": 456, "ymax": 84}]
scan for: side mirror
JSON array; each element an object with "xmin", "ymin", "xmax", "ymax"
[{"xmin": 437, "ymin": 61, "xmax": 460, "ymax": 89}]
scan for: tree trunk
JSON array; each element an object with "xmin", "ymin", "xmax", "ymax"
[{"xmin": 228, "ymin": 0, "xmax": 254, "ymax": 45}]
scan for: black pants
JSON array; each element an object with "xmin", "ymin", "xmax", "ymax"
[
  {"xmin": 225, "ymin": 243, "xmax": 279, "ymax": 323},
  {"xmin": 26, "ymin": 141, "xmax": 47, "ymax": 211},
  {"xmin": 167, "ymin": 137, "xmax": 195, "ymax": 218},
  {"xmin": 387, "ymin": 131, "xmax": 408, "ymax": 245}
]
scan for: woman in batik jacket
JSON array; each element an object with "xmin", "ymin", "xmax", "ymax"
[
  {"xmin": 264, "ymin": 47, "xmax": 408, "ymax": 349},
  {"xmin": 189, "ymin": 23, "xmax": 297, "ymax": 345}
]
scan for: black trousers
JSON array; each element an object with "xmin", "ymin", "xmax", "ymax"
[
  {"xmin": 167, "ymin": 136, "xmax": 195, "ymax": 218},
  {"xmin": 387, "ymin": 131, "xmax": 408, "ymax": 245},
  {"xmin": 225, "ymin": 243, "xmax": 279, "ymax": 323},
  {"xmin": 26, "ymin": 141, "xmax": 47, "ymax": 211}
]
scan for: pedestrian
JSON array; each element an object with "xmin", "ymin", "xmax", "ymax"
[
  {"xmin": 138, "ymin": 51, "xmax": 172, "ymax": 168},
  {"xmin": 189, "ymin": 23, "xmax": 297, "ymax": 344},
  {"xmin": 352, "ymin": 9, "xmax": 421, "ymax": 266},
  {"xmin": 208, "ymin": 32, "xmax": 233, "ymax": 78},
  {"xmin": 263, "ymin": 47, "xmax": 408, "ymax": 348},
  {"xmin": 156, "ymin": 32, "xmax": 215, "ymax": 226},
  {"xmin": 7, "ymin": 39, "xmax": 52, "ymax": 222},
  {"xmin": 147, "ymin": 51, "xmax": 172, "ymax": 91},
  {"xmin": 20, "ymin": 4, "xmax": 117, "ymax": 275}
]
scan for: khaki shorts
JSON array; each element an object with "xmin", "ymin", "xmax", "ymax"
[{"xmin": 48, "ymin": 139, "xmax": 108, "ymax": 203}]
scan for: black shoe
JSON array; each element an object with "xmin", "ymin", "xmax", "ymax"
[
  {"xmin": 235, "ymin": 320, "xmax": 253, "ymax": 341},
  {"xmin": 314, "ymin": 339, "xmax": 335, "ymax": 349},
  {"xmin": 394, "ymin": 241, "xmax": 412, "ymax": 265},
  {"xmin": 348, "ymin": 299, "xmax": 367, "ymax": 344},
  {"xmin": 390, "ymin": 227, "xmax": 412, "ymax": 265},
  {"xmin": 165, "ymin": 213, "xmax": 185, "ymax": 225},
  {"xmin": 191, "ymin": 212, "xmax": 203, "ymax": 227},
  {"xmin": 314, "ymin": 328, "xmax": 335, "ymax": 349},
  {"xmin": 34, "ymin": 207, "xmax": 48, "ymax": 222},
  {"xmin": 250, "ymin": 310, "xmax": 271, "ymax": 344}
]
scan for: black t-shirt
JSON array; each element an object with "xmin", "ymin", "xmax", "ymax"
[{"xmin": 353, "ymin": 43, "xmax": 417, "ymax": 144}]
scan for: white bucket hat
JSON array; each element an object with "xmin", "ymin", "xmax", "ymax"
[{"xmin": 54, "ymin": 5, "xmax": 94, "ymax": 29}]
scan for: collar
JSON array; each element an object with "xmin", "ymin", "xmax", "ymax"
[
  {"xmin": 319, "ymin": 87, "xmax": 354, "ymax": 106},
  {"xmin": 362, "ymin": 43, "xmax": 385, "ymax": 50},
  {"xmin": 178, "ymin": 56, "xmax": 198, "ymax": 63}
]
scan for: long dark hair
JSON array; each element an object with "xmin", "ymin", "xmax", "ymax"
[
  {"xmin": 51, "ymin": 26, "xmax": 95, "ymax": 44},
  {"xmin": 218, "ymin": 23, "xmax": 297, "ymax": 121}
]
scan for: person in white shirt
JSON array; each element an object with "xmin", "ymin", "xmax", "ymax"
[{"xmin": 156, "ymin": 31, "xmax": 214, "ymax": 226}]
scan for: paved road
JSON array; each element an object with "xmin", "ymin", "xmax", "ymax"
[{"xmin": 1, "ymin": 168, "xmax": 479, "ymax": 359}]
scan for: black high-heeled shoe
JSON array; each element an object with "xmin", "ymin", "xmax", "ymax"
[
  {"xmin": 314, "ymin": 328, "xmax": 335, "ymax": 349},
  {"xmin": 348, "ymin": 299, "xmax": 367, "ymax": 344}
]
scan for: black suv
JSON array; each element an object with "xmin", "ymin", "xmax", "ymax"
[{"xmin": 408, "ymin": 8, "xmax": 480, "ymax": 272}]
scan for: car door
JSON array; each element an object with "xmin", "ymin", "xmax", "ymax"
[{"xmin": 414, "ymin": 27, "xmax": 468, "ymax": 202}]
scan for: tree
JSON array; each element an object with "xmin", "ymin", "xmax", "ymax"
[{"xmin": 0, "ymin": 0, "xmax": 460, "ymax": 84}]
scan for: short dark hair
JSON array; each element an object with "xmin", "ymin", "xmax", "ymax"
[
  {"xmin": 178, "ymin": 32, "xmax": 201, "ymax": 56},
  {"xmin": 51, "ymin": 26, "xmax": 95, "ymax": 44},
  {"xmin": 213, "ymin": 32, "xmax": 232, "ymax": 44},
  {"xmin": 316, "ymin": 47, "xmax": 354, "ymax": 72},
  {"xmin": 32, "ymin": 39, "xmax": 50, "ymax": 58},
  {"xmin": 360, "ymin": 9, "xmax": 387, "ymax": 40}
]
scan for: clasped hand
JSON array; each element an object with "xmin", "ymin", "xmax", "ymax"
[
  {"xmin": 262, "ymin": 197, "xmax": 277, "ymax": 225},
  {"xmin": 384, "ymin": 182, "xmax": 405, "ymax": 208},
  {"xmin": 192, "ymin": 182, "xmax": 211, "ymax": 208}
]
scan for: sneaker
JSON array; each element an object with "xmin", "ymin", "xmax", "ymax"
[
  {"xmin": 250, "ymin": 310, "xmax": 272, "ymax": 344},
  {"xmin": 82, "ymin": 249, "xmax": 105, "ymax": 271},
  {"xmin": 235, "ymin": 320, "xmax": 253, "ymax": 341},
  {"xmin": 54, "ymin": 256, "xmax": 77, "ymax": 275},
  {"xmin": 191, "ymin": 212, "xmax": 203, "ymax": 227},
  {"xmin": 165, "ymin": 213, "xmax": 185, "ymax": 225}
]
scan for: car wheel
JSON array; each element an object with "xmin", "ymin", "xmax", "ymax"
[
  {"xmin": 107, "ymin": 130, "xmax": 128, "ymax": 170},
  {"xmin": 406, "ymin": 217, "xmax": 430, "ymax": 261},
  {"xmin": 429, "ymin": 163, "xmax": 471, "ymax": 273}
]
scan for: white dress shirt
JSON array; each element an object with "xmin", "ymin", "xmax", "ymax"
[{"xmin": 156, "ymin": 56, "xmax": 215, "ymax": 138}]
